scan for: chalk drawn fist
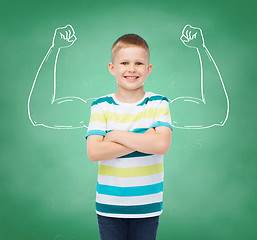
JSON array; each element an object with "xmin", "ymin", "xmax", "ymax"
[
  {"xmin": 180, "ymin": 24, "xmax": 205, "ymax": 49},
  {"xmin": 52, "ymin": 24, "xmax": 77, "ymax": 49}
]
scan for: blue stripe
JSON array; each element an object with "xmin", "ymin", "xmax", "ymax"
[
  {"xmin": 106, "ymin": 130, "xmax": 113, "ymax": 134},
  {"xmin": 151, "ymin": 121, "xmax": 173, "ymax": 131},
  {"xmin": 118, "ymin": 151, "xmax": 153, "ymax": 159},
  {"xmin": 96, "ymin": 202, "xmax": 163, "ymax": 215},
  {"xmin": 131, "ymin": 127, "xmax": 148, "ymax": 133},
  {"xmin": 91, "ymin": 96, "xmax": 118, "ymax": 106},
  {"xmin": 85, "ymin": 130, "xmax": 106, "ymax": 139},
  {"xmin": 137, "ymin": 95, "xmax": 169, "ymax": 106},
  {"xmin": 107, "ymin": 128, "xmax": 149, "ymax": 134},
  {"xmin": 97, "ymin": 182, "xmax": 163, "ymax": 197}
]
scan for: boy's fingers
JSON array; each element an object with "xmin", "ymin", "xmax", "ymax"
[{"xmin": 144, "ymin": 128, "xmax": 155, "ymax": 134}]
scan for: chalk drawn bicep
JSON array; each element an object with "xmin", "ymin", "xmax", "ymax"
[{"xmin": 28, "ymin": 24, "xmax": 95, "ymax": 129}]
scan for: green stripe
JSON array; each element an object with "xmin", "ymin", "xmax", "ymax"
[{"xmin": 96, "ymin": 202, "xmax": 163, "ymax": 215}]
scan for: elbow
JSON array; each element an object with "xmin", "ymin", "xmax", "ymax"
[
  {"xmin": 87, "ymin": 155, "xmax": 95, "ymax": 162},
  {"xmin": 87, "ymin": 148, "xmax": 100, "ymax": 162},
  {"xmin": 87, "ymin": 137, "xmax": 104, "ymax": 162},
  {"xmin": 156, "ymin": 138, "xmax": 171, "ymax": 155},
  {"xmin": 88, "ymin": 155, "xmax": 97, "ymax": 162},
  {"xmin": 87, "ymin": 150, "xmax": 97, "ymax": 162},
  {"xmin": 154, "ymin": 142, "xmax": 170, "ymax": 155},
  {"xmin": 159, "ymin": 144, "xmax": 170, "ymax": 155},
  {"xmin": 150, "ymin": 128, "xmax": 172, "ymax": 155},
  {"xmin": 162, "ymin": 144, "xmax": 171, "ymax": 154}
]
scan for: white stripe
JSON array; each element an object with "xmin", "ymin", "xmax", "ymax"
[
  {"xmin": 96, "ymin": 210, "xmax": 162, "ymax": 219},
  {"xmin": 98, "ymin": 102, "xmax": 164, "ymax": 114},
  {"xmin": 154, "ymin": 115, "xmax": 172, "ymax": 124},
  {"xmin": 106, "ymin": 118, "xmax": 155, "ymax": 131},
  {"xmin": 90, "ymin": 105, "xmax": 104, "ymax": 114},
  {"xmin": 97, "ymin": 172, "xmax": 163, "ymax": 187},
  {"xmin": 96, "ymin": 93, "xmax": 165, "ymax": 113},
  {"xmin": 96, "ymin": 192, "xmax": 163, "ymax": 206},
  {"xmin": 88, "ymin": 121, "xmax": 106, "ymax": 130},
  {"xmin": 99, "ymin": 154, "xmax": 163, "ymax": 168}
]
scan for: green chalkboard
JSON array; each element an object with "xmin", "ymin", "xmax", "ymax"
[{"xmin": 1, "ymin": 0, "xmax": 257, "ymax": 239}]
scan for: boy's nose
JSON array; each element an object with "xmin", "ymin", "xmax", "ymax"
[{"xmin": 128, "ymin": 65, "xmax": 136, "ymax": 72}]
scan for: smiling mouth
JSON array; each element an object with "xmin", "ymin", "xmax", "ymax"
[{"xmin": 124, "ymin": 76, "xmax": 139, "ymax": 80}]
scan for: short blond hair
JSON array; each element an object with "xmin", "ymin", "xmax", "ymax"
[{"xmin": 111, "ymin": 34, "xmax": 150, "ymax": 63}]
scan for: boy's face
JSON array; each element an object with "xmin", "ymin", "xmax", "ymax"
[{"xmin": 108, "ymin": 46, "xmax": 152, "ymax": 93}]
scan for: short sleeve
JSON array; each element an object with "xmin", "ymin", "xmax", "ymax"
[
  {"xmin": 151, "ymin": 96, "xmax": 173, "ymax": 131},
  {"xmin": 85, "ymin": 102, "xmax": 107, "ymax": 140}
]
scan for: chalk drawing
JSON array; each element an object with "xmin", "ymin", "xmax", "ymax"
[
  {"xmin": 28, "ymin": 24, "xmax": 229, "ymax": 130},
  {"xmin": 169, "ymin": 24, "xmax": 229, "ymax": 129},
  {"xmin": 28, "ymin": 24, "xmax": 96, "ymax": 129}
]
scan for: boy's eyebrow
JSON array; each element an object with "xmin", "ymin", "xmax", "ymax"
[{"xmin": 119, "ymin": 58, "xmax": 146, "ymax": 62}]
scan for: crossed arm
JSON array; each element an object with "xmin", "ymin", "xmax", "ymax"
[{"xmin": 87, "ymin": 126, "xmax": 172, "ymax": 162}]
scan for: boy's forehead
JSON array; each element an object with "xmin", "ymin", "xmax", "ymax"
[
  {"xmin": 113, "ymin": 46, "xmax": 149, "ymax": 60},
  {"xmin": 117, "ymin": 46, "xmax": 147, "ymax": 54}
]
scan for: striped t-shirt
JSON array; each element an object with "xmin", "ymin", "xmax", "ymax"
[{"xmin": 85, "ymin": 92, "xmax": 173, "ymax": 218}]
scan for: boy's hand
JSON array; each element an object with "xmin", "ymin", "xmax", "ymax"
[
  {"xmin": 51, "ymin": 24, "xmax": 77, "ymax": 49},
  {"xmin": 104, "ymin": 130, "xmax": 118, "ymax": 142},
  {"xmin": 180, "ymin": 24, "xmax": 205, "ymax": 49},
  {"xmin": 144, "ymin": 127, "xmax": 155, "ymax": 134}
]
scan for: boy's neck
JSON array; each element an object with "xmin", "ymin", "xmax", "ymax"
[{"xmin": 114, "ymin": 88, "xmax": 146, "ymax": 103}]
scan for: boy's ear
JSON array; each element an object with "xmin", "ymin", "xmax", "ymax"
[
  {"xmin": 147, "ymin": 64, "xmax": 152, "ymax": 75},
  {"xmin": 108, "ymin": 62, "xmax": 115, "ymax": 76}
]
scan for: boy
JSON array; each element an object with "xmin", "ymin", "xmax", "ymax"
[{"xmin": 86, "ymin": 34, "xmax": 173, "ymax": 240}]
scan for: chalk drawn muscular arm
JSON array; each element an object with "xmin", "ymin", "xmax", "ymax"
[
  {"xmin": 170, "ymin": 25, "xmax": 229, "ymax": 129},
  {"xmin": 28, "ymin": 25, "xmax": 92, "ymax": 129}
]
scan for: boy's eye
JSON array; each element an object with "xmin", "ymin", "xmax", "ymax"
[
  {"xmin": 121, "ymin": 62, "xmax": 128, "ymax": 65},
  {"xmin": 136, "ymin": 62, "xmax": 143, "ymax": 65}
]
